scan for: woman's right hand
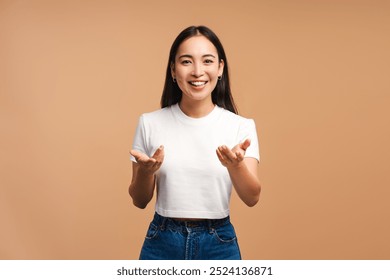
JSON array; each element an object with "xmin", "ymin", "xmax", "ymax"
[{"xmin": 130, "ymin": 145, "xmax": 164, "ymax": 174}]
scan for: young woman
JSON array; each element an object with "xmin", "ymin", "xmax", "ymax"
[{"xmin": 129, "ymin": 26, "xmax": 261, "ymax": 260}]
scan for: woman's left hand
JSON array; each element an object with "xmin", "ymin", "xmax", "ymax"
[{"xmin": 216, "ymin": 139, "xmax": 251, "ymax": 168}]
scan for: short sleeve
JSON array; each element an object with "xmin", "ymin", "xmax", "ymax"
[
  {"xmin": 238, "ymin": 119, "xmax": 260, "ymax": 162},
  {"xmin": 130, "ymin": 115, "xmax": 148, "ymax": 162}
]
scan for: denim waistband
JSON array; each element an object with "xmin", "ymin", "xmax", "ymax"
[{"xmin": 152, "ymin": 212, "xmax": 230, "ymax": 231}]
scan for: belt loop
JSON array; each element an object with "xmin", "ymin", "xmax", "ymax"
[
  {"xmin": 159, "ymin": 214, "xmax": 167, "ymax": 231},
  {"xmin": 162, "ymin": 217, "xmax": 168, "ymax": 230},
  {"xmin": 208, "ymin": 220, "xmax": 214, "ymax": 234},
  {"xmin": 159, "ymin": 218, "xmax": 164, "ymax": 230}
]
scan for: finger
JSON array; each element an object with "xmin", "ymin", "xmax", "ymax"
[
  {"xmin": 216, "ymin": 148, "xmax": 225, "ymax": 163},
  {"xmin": 151, "ymin": 160, "xmax": 161, "ymax": 169},
  {"xmin": 218, "ymin": 146, "xmax": 235, "ymax": 164},
  {"xmin": 130, "ymin": 149, "xmax": 139, "ymax": 158},
  {"xmin": 220, "ymin": 145, "xmax": 237, "ymax": 162},
  {"xmin": 156, "ymin": 160, "xmax": 164, "ymax": 168},
  {"xmin": 240, "ymin": 139, "xmax": 251, "ymax": 151},
  {"xmin": 136, "ymin": 155, "xmax": 156, "ymax": 166},
  {"xmin": 130, "ymin": 150, "xmax": 147, "ymax": 162},
  {"xmin": 152, "ymin": 145, "xmax": 164, "ymax": 161},
  {"xmin": 140, "ymin": 158, "xmax": 156, "ymax": 166},
  {"xmin": 216, "ymin": 148, "xmax": 230, "ymax": 166},
  {"xmin": 217, "ymin": 146, "xmax": 229, "ymax": 161},
  {"xmin": 235, "ymin": 151, "xmax": 244, "ymax": 162}
]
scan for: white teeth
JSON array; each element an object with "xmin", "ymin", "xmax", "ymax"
[{"xmin": 190, "ymin": 81, "xmax": 206, "ymax": 86}]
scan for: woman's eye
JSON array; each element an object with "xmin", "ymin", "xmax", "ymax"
[
  {"xmin": 204, "ymin": 59, "xmax": 214, "ymax": 64},
  {"xmin": 181, "ymin": 60, "xmax": 191, "ymax": 65}
]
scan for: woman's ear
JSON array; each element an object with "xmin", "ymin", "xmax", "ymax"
[{"xmin": 218, "ymin": 59, "xmax": 224, "ymax": 77}]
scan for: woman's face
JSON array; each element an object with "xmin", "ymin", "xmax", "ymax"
[{"xmin": 171, "ymin": 35, "xmax": 224, "ymax": 104}]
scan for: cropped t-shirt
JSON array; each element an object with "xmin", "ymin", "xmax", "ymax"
[{"xmin": 130, "ymin": 103, "xmax": 259, "ymax": 219}]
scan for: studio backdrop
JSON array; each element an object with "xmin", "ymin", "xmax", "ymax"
[{"xmin": 1, "ymin": 0, "xmax": 389, "ymax": 259}]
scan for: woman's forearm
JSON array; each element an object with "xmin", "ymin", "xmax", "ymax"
[
  {"xmin": 129, "ymin": 164, "xmax": 156, "ymax": 209},
  {"xmin": 227, "ymin": 159, "xmax": 261, "ymax": 207}
]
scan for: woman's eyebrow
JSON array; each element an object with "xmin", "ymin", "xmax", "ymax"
[{"xmin": 178, "ymin": 54, "xmax": 216, "ymax": 59}]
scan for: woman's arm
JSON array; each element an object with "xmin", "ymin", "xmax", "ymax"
[
  {"xmin": 129, "ymin": 146, "xmax": 164, "ymax": 209},
  {"xmin": 216, "ymin": 139, "xmax": 261, "ymax": 207}
]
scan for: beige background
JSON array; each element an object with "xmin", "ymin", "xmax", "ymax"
[{"xmin": 1, "ymin": 0, "xmax": 389, "ymax": 259}]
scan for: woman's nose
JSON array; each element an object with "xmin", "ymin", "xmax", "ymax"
[{"xmin": 192, "ymin": 62, "xmax": 204, "ymax": 77}]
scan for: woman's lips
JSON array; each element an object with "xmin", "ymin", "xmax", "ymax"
[{"xmin": 189, "ymin": 81, "xmax": 207, "ymax": 87}]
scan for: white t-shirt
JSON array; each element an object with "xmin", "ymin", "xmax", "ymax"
[{"xmin": 130, "ymin": 103, "xmax": 260, "ymax": 219}]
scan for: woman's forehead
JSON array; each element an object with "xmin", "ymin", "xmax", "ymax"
[{"xmin": 176, "ymin": 35, "xmax": 218, "ymax": 57}]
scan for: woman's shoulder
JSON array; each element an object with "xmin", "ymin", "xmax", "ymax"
[
  {"xmin": 138, "ymin": 106, "xmax": 174, "ymax": 122},
  {"xmin": 218, "ymin": 106, "xmax": 255, "ymax": 124}
]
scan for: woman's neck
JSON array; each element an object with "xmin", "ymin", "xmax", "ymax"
[{"xmin": 179, "ymin": 98, "xmax": 215, "ymax": 118}]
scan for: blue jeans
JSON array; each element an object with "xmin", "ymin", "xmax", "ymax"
[{"xmin": 139, "ymin": 212, "xmax": 241, "ymax": 260}]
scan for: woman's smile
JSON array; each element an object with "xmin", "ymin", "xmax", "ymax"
[{"xmin": 189, "ymin": 80, "xmax": 208, "ymax": 88}]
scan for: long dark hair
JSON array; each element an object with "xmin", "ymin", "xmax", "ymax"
[{"xmin": 160, "ymin": 25, "xmax": 238, "ymax": 114}]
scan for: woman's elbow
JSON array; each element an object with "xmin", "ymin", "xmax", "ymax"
[
  {"xmin": 246, "ymin": 186, "xmax": 261, "ymax": 207},
  {"xmin": 130, "ymin": 192, "xmax": 149, "ymax": 209},
  {"xmin": 132, "ymin": 199, "xmax": 148, "ymax": 209},
  {"xmin": 129, "ymin": 188, "xmax": 152, "ymax": 209},
  {"xmin": 245, "ymin": 197, "xmax": 259, "ymax": 207},
  {"xmin": 128, "ymin": 187, "xmax": 144, "ymax": 209}
]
